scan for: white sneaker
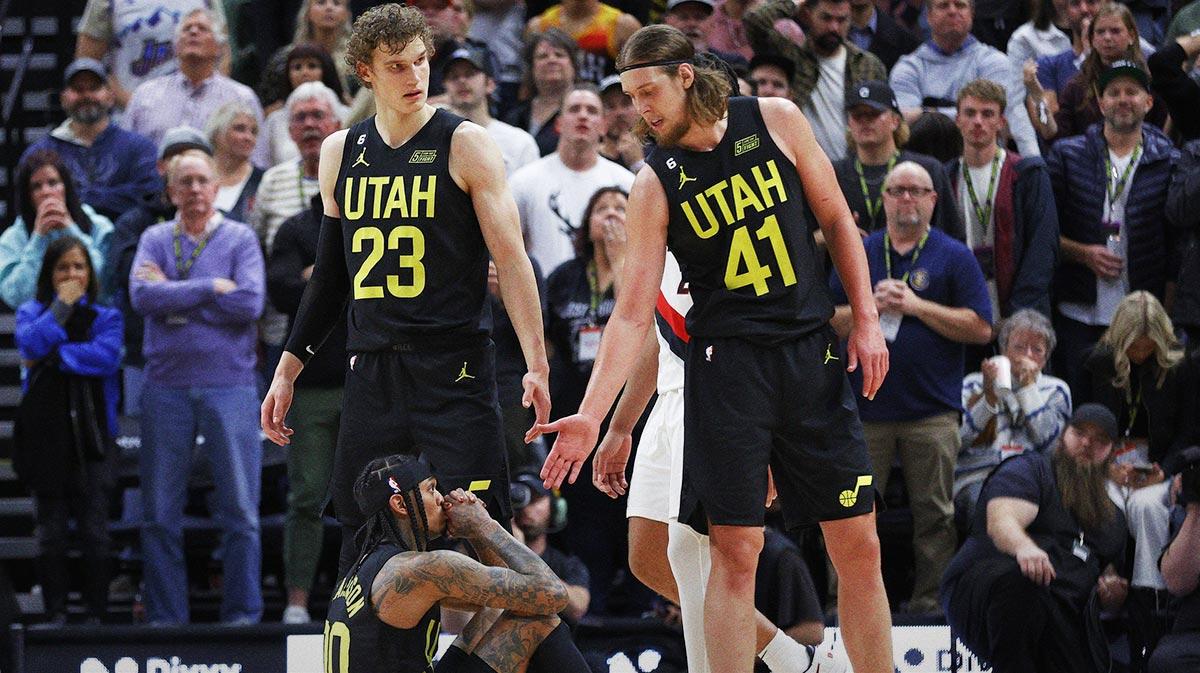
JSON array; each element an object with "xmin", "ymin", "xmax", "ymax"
[
  {"xmin": 282, "ymin": 605, "xmax": 311, "ymax": 624},
  {"xmin": 805, "ymin": 639, "xmax": 851, "ymax": 673}
]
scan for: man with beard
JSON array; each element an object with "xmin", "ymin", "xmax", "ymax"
[
  {"xmin": 941, "ymin": 403, "xmax": 1131, "ymax": 673},
  {"xmin": 1047, "ymin": 60, "xmax": 1179, "ymax": 394},
  {"xmin": 745, "ymin": 0, "xmax": 887, "ymax": 162},
  {"xmin": 22, "ymin": 58, "xmax": 160, "ymax": 223},
  {"xmin": 330, "ymin": 454, "xmax": 589, "ymax": 673},
  {"xmin": 537, "ymin": 23, "xmax": 893, "ymax": 673}
]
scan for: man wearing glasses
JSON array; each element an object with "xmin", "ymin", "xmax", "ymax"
[{"xmin": 830, "ymin": 161, "xmax": 993, "ymax": 615}]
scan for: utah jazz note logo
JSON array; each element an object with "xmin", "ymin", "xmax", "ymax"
[
  {"xmin": 352, "ymin": 147, "xmax": 370, "ymax": 168},
  {"xmin": 839, "ymin": 475, "xmax": 872, "ymax": 507}
]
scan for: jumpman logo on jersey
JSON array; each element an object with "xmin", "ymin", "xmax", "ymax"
[
  {"xmin": 352, "ymin": 148, "xmax": 370, "ymax": 168},
  {"xmin": 678, "ymin": 167, "xmax": 696, "ymax": 189},
  {"xmin": 455, "ymin": 362, "xmax": 476, "ymax": 382},
  {"xmin": 823, "ymin": 344, "xmax": 839, "ymax": 365}
]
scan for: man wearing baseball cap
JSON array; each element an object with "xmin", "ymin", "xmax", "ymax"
[
  {"xmin": 327, "ymin": 454, "xmax": 589, "ymax": 673},
  {"xmin": 597, "ymin": 74, "xmax": 644, "ymax": 171},
  {"xmin": 831, "ymin": 80, "xmax": 962, "ymax": 239},
  {"xmin": 943, "ymin": 402, "xmax": 1131, "ymax": 672},
  {"xmin": 20, "ymin": 58, "xmax": 161, "ymax": 223},
  {"xmin": 1048, "ymin": 60, "xmax": 1179, "ymax": 393},
  {"xmin": 443, "ymin": 45, "xmax": 539, "ymax": 178}
]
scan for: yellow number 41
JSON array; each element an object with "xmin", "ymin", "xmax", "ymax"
[{"xmin": 724, "ymin": 214, "xmax": 797, "ymax": 296}]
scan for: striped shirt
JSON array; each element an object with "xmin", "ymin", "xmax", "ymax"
[
  {"xmin": 957, "ymin": 371, "xmax": 1072, "ymax": 494},
  {"xmin": 249, "ymin": 160, "xmax": 319, "ymax": 346}
]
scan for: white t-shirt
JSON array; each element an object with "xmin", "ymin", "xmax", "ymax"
[
  {"xmin": 509, "ymin": 153, "xmax": 635, "ymax": 273},
  {"xmin": 485, "ymin": 119, "xmax": 540, "ymax": 178},
  {"xmin": 959, "ymin": 149, "xmax": 1004, "ymax": 321},
  {"xmin": 215, "ymin": 171, "xmax": 252, "ymax": 214},
  {"xmin": 802, "ymin": 48, "xmax": 848, "ymax": 162},
  {"xmin": 1059, "ymin": 148, "xmax": 1138, "ymax": 326}
]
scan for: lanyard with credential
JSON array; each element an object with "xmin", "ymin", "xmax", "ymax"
[
  {"xmin": 173, "ymin": 218, "xmax": 220, "ymax": 280},
  {"xmin": 962, "ymin": 152, "xmax": 1001, "ymax": 233},
  {"xmin": 1125, "ymin": 380, "xmax": 1143, "ymax": 438},
  {"xmin": 586, "ymin": 260, "xmax": 603, "ymax": 323},
  {"xmin": 856, "ymin": 151, "xmax": 899, "ymax": 223},
  {"xmin": 884, "ymin": 229, "xmax": 929, "ymax": 285},
  {"xmin": 1104, "ymin": 139, "xmax": 1143, "ymax": 219}
]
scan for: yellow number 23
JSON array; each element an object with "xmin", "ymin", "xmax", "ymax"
[{"xmin": 352, "ymin": 225, "xmax": 426, "ymax": 300}]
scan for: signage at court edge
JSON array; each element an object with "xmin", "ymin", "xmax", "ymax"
[{"xmin": 80, "ymin": 656, "xmax": 243, "ymax": 673}]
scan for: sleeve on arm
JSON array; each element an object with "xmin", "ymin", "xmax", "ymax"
[
  {"xmin": 0, "ymin": 229, "xmax": 47, "ymax": 311},
  {"xmin": 889, "ymin": 57, "xmax": 924, "ymax": 110},
  {"xmin": 197, "ymin": 227, "xmax": 265, "ymax": 324},
  {"xmin": 127, "ymin": 233, "xmax": 215, "ymax": 316},
  {"xmin": 265, "ymin": 216, "xmax": 312, "ymax": 314},
  {"xmin": 980, "ymin": 455, "xmax": 1046, "ymax": 505},
  {"xmin": 14, "ymin": 302, "xmax": 67, "ymax": 362},
  {"xmin": 56, "ymin": 307, "xmax": 124, "ymax": 377},
  {"xmin": 283, "ymin": 213, "xmax": 351, "ymax": 363}
]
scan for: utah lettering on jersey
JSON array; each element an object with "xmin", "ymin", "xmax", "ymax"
[
  {"xmin": 343, "ymin": 175, "xmax": 437, "ymax": 220},
  {"xmin": 679, "ymin": 159, "xmax": 787, "ymax": 239}
]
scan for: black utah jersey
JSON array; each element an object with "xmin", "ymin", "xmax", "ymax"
[
  {"xmin": 335, "ymin": 109, "xmax": 491, "ymax": 351},
  {"xmin": 647, "ymin": 97, "xmax": 834, "ymax": 343}
]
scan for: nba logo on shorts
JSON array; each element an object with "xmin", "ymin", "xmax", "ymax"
[{"xmin": 705, "ymin": 345, "xmax": 714, "ymax": 361}]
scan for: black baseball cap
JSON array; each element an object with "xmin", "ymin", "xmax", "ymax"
[
  {"xmin": 748, "ymin": 54, "xmax": 796, "ymax": 86},
  {"xmin": 510, "ymin": 470, "xmax": 551, "ymax": 509},
  {"xmin": 847, "ymin": 80, "xmax": 900, "ymax": 114},
  {"xmin": 64, "ymin": 57, "xmax": 107, "ymax": 86},
  {"xmin": 1068, "ymin": 404, "xmax": 1119, "ymax": 443},
  {"xmin": 445, "ymin": 45, "xmax": 494, "ymax": 80},
  {"xmin": 1098, "ymin": 60, "xmax": 1150, "ymax": 93}
]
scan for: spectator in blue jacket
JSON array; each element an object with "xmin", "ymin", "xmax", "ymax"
[
  {"xmin": 20, "ymin": 58, "xmax": 161, "ymax": 223},
  {"xmin": 13, "ymin": 236, "xmax": 123, "ymax": 625},
  {"xmin": 129, "ymin": 149, "xmax": 265, "ymax": 625},
  {"xmin": 1047, "ymin": 60, "xmax": 1180, "ymax": 395},
  {"xmin": 0, "ymin": 151, "xmax": 112, "ymax": 310}
]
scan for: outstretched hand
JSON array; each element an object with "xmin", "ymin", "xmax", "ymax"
[
  {"xmin": 593, "ymin": 429, "xmax": 632, "ymax": 498},
  {"xmin": 537, "ymin": 413, "xmax": 602, "ymax": 489}
]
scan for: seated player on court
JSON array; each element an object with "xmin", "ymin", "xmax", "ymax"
[{"xmin": 325, "ymin": 454, "xmax": 589, "ymax": 673}]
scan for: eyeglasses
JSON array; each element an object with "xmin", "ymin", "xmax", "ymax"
[{"xmin": 884, "ymin": 186, "xmax": 934, "ymax": 198}]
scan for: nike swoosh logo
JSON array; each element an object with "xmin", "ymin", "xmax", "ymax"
[{"xmin": 306, "ymin": 345, "xmax": 316, "ymax": 355}]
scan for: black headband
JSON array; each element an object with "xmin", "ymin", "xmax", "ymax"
[{"xmin": 617, "ymin": 58, "xmax": 692, "ymax": 74}]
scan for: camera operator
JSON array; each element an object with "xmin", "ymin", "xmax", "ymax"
[
  {"xmin": 1149, "ymin": 446, "xmax": 1200, "ymax": 673},
  {"xmin": 511, "ymin": 469, "xmax": 591, "ymax": 623}
]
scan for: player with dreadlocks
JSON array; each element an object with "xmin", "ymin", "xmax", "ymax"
[{"xmin": 326, "ymin": 454, "xmax": 589, "ymax": 673}]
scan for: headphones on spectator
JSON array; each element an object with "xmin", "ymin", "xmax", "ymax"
[{"xmin": 510, "ymin": 469, "xmax": 568, "ymax": 534}]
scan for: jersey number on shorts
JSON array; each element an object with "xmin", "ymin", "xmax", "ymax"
[
  {"xmin": 724, "ymin": 214, "xmax": 796, "ymax": 296},
  {"xmin": 352, "ymin": 225, "xmax": 427, "ymax": 299},
  {"xmin": 324, "ymin": 619, "xmax": 351, "ymax": 673}
]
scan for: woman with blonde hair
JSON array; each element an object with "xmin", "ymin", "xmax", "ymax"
[{"xmin": 1079, "ymin": 290, "xmax": 1195, "ymax": 665}]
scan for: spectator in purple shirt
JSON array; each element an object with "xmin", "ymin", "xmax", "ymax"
[{"xmin": 129, "ymin": 149, "xmax": 265, "ymax": 624}]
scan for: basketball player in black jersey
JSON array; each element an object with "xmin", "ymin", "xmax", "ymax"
[
  {"xmin": 329, "ymin": 454, "xmax": 587, "ymax": 673},
  {"xmin": 261, "ymin": 4, "xmax": 551, "ymax": 570},
  {"xmin": 538, "ymin": 25, "xmax": 895, "ymax": 673}
]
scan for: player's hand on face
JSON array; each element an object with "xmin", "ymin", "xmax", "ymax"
[
  {"xmin": 260, "ymin": 377, "xmax": 295, "ymax": 445},
  {"xmin": 521, "ymin": 370, "xmax": 552, "ymax": 442},
  {"xmin": 537, "ymin": 413, "xmax": 602, "ymax": 489},
  {"xmin": 444, "ymin": 491, "xmax": 492, "ymax": 539},
  {"xmin": 847, "ymin": 315, "xmax": 889, "ymax": 401},
  {"xmin": 593, "ymin": 429, "xmax": 632, "ymax": 498}
]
